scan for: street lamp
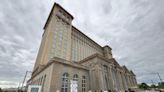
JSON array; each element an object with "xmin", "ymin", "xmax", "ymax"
[
  {"xmin": 20, "ymin": 71, "xmax": 32, "ymax": 92},
  {"xmin": 151, "ymin": 72, "xmax": 163, "ymax": 83}
]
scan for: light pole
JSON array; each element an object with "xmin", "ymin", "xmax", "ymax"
[
  {"xmin": 151, "ymin": 80, "xmax": 155, "ymax": 85},
  {"xmin": 17, "ymin": 82, "xmax": 21, "ymax": 92},
  {"xmin": 151, "ymin": 72, "xmax": 163, "ymax": 83},
  {"xmin": 20, "ymin": 71, "xmax": 32, "ymax": 92},
  {"xmin": 157, "ymin": 72, "xmax": 163, "ymax": 83}
]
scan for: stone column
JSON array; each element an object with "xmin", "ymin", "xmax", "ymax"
[
  {"xmin": 111, "ymin": 67, "xmax": 117, "ymax": 89},
  {"xmin": 122, "ymin": 73, "xmax": 128, "ymax": 90},
  {"xmin": 117, "ymin": 70, "xmax": 124, "ymax": 90},
  {"xmin": 120, "ymin": 72, "xmax": 124, "ymax": 90},
  {"xmin": 120, "ymin": 72, "xmax": 126, "ymax": 90},
  {"xmin": 129, "ymin": 75, "xmax": 132, "ymax": 87},
  {"xmin": 94, "ymin": 64, "xmax": 104, "ymax": 92},
  {"xmin": 135, "ymin": 77, "xmax": 138, "ymax": 86},
  {"xmin": 115, "ymin": 69, "xmax": 121, "ymax": 90},
  {"xmin": 127, "ymin": 75, "xmax": 130, "ymax": 88},
  {"xmin": 108, "ymin": 66, "xmax": 114, "ymax": 90},
  {"xmin": 129, "ymin": 76, "xmax": 133, "ymax": 87},
  {"xmin": 104, "ymin": 66, "xmax": 110, "ymax": 91},
  {"xmin": 117, "ymin": 71, "xmax": 121, "ymax": 90},
  {"xmin": 101, "ymin": 65, "xmax": 107, "ymax": 91},
  {"xmin": 89, "ymin": 69, "xmax": 94, "ymax": 91},
  {"xmin": 134, "ymin": 76, "xmax": 137, "ymax": 86},
  {"xmin": 113, "ymin": 68, "xmax": 118, "ymax": 89},
  {"xmin": 125, "ymin": 74, "xmax": 130, "ymax": 88},
  {"xmin": 133, "ymin": 76, "xmax": 137, "ymax": 86},
  {"xmin": 131, "ymin": 76, "xmax": 134, "ymax": 87},
  {"xmin": 132, "ymin": 76, "xmax": 135, "ymax": 86},
  {"xmin": 89, "ymin": 64, "xmax": 100, "ymax": 92}
]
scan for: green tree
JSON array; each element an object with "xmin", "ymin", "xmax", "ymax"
[
  {"xmin": 150, "ymin": 84, "xmax": 156, "ymax": 88},
  {"xmin": 138, "ymin": 83, "xmax": 149, "ymax": 89},
  {"xmin": 0, "ymin": 87, "xmax": 2, "ymax": 92},
  {"xmin": 158, "ymin": 82, "xmax": 164, "ymax": 88}
]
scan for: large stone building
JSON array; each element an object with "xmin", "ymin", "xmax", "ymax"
[{"xmin": 27, "ymin": 3, "xmax": 137, "ymax": 92}]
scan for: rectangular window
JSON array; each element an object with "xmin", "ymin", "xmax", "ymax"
[
  {"xmin": 82, "ymin": 76, "xmax": 86, "ymax": 92},
  {"xmin": 31, "ymin": 88, "xmax": 39, "ymax": 92}
]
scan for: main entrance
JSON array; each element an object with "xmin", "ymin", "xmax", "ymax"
[{"xmin": 70, "ymin": 80, "xmax": 78, "ymax": 92}]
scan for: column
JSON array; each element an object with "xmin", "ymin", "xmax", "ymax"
[
  {"xmin": 125, "ymin": 74, "xmax": 130, "ymax": 88},
  {"xmin": 122, "ymin": 73, "xmax": 128, "ymax": 90},
  {"xmin": 120, "ymin": 72, "xmax": 126, "ymax": 90},
  {"xmin": 108, "ymin": 66, "xmax": 114, "ymax": 90},
  {"xmin": 89, "ymin": 69, "xmax": 93, "ymax": 91},
  {"xmin": 113, "ymin": 68, "xmax": 118, "ymax": 89},
  {"xmin": 134, "ymin": 76, "xmax": 137, "ymax": 86},
  {"xmin": 120, "ymin": 72, "xmax": 124, "ymax": 90},
  {"xmin": 117, "ymin": 71, "xmax": 121, "ymax": 90},
  {"xmin": 117, "ymin": 71, "xmax": 124, "ymax": 90},
  {"xmin": 111, "ymin": 68, "xmax": 117, "ymax": 89},
  {"xmin": 115, "ymin": 69, "xmax": 121, "ymax": 90},
  {"xmin": 95, "ymin": 64, "xmax": 104, "ymax": 91},
  {"xmin": 133, "ymin": 76, "xmax": 137, "ymax": 86},
  {"xmin": 129, "ymin": 75, "xmax": 132, "ymax": 87},
  {"xmin": 129, "ymin": 76, "xmax": 133, "ymax": 87},
  {"xmin": 132, "ymin": 76, "xmax": 135, "ymax": 86}
]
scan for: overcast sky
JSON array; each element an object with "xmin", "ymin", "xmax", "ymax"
[{"xmin": 0, "ymin": 0, "xmax": 164, "ymax": 88}]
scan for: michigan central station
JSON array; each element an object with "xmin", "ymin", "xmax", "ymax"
[{"xmin": 27, "ymin": 3, "xmax": 137, "ymax": 92}]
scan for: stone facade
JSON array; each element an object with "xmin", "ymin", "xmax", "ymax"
[{"xmin": 27, "ymin": 3, "xmax": 137, "ymax": 92}]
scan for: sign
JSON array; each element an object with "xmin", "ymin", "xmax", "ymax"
[
  {"xmin": 27, "ymin": 85, "xmax": 42, "ymax": 92},
  {"xmin": 70, "ymin": 80, "xmax": 78, "ymax": 92}
]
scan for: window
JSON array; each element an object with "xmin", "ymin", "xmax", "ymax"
[
  {"xmin": 42, "ymin": 75, "xmax": 46, "ymax": 92},
  {"xmin": 31, "ymin": 87, "xmax": 39, "ymax": 92},
  {"xmin": 82, "ymin": 76, "xmax": 86, "ymax": 92},
  {"xmin": 40, "ymin": 76, "xmax": 43, "ymax": 85},
  {"xmin": 103, "ymin": 65, "xmax": 108, "ymax": 73},
  {"xmin": 61, "ymin": 73, "xmax": 69, "ymax": 92},
  {"xmin": 73, "ymin": 74, "xmax": 78, "ymax": 81}
]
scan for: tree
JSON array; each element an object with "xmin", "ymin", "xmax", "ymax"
[
  {"xmin": 138, "ymin": 83, "xmax": 149, "ymax": 89},
  {"xmin": 0, "ymin": 87, "xmax": 2, "ymax": 92},
  {"xmin": 158, "ymin": 82, "xmax": 164, "ymax": 88},
  {"xmin": 150, "ymin": 84, "xmax": 156, "ymax": 88}
]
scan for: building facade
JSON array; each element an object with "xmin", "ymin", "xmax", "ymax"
[{"xmin": 28, "ymin": 3, "xmax": 137, "ymax": 92}]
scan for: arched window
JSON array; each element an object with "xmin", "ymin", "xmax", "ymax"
[
  {"xmin": 82, "ymin": 76, "xmax": 86, "ymax": 92},
  {"xmin": 61, "ymin": 73, "xmax": 69, "ymax": 92},
  {"xmin": 73, "ymin": 74, "xmax": 78, "ymax": 81}
]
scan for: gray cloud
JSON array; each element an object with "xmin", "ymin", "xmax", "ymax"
[
  {"xmin": 0, "ymin": 0, "xmax": 164, "ymax": 88},
  {"xmin": 0, "ymin": 0, "xmax": 51, "ymax": 88},
  {"xmin": 56, "ymin": 0, "xmax": 164, "ymax": 84}
]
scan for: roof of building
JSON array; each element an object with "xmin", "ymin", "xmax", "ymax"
[
  {"xmin": 72, "ymin": 26, "xmax": 103, "ymax": 49},
  {"xmin": 78, "ymin": 53, "xmax": 121, "ymax": 67},
  {"xmin": 29, "ymin": 57, "xmax": 89, "ymax": 82},
  {"xmin": 122, "ymin": 65, "xmax": 131, "ymax": 73},
  {"xmin": 130, "ymin": 70, "xmax": 136, "ymax": 76},
  {"xmin": 43, "ymin": 2, "xmax": 74, "ymax": 30},
  {"xmin": 43, "ymin": 2, "xmax": 112, "ymax": 50},
  {"xmin": 103, "ymin": 45, "xmax": 112, "ymax": 50}
]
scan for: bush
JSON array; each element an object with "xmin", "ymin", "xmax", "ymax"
[{"xmin": 138, "ymin": 83, "xmax": 149, "ymax": 89}]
